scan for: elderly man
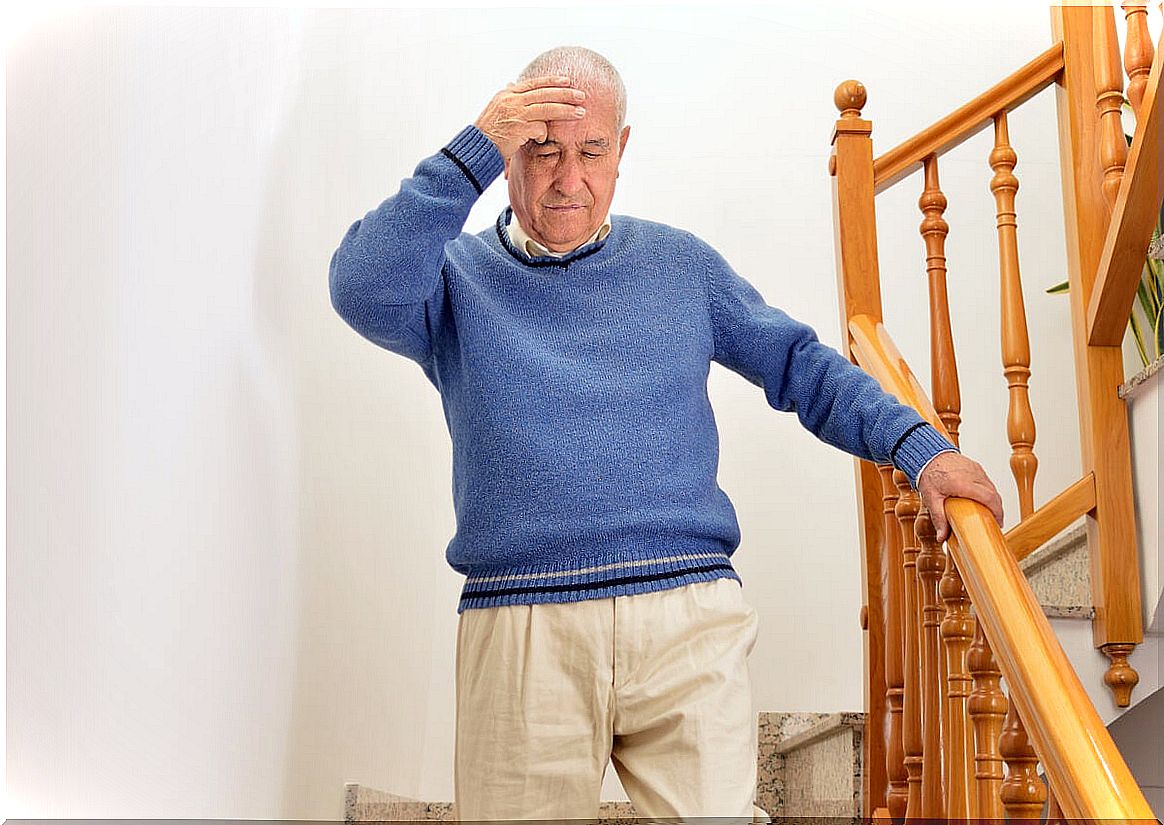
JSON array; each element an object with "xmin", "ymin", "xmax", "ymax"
[{"xmin": 329, "ymin": 46, "xmax": 1003, "ymax": 822}]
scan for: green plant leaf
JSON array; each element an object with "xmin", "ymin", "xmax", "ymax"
[
  {"xmin": 1146, "ymin": 260, "xmax": 1163, "ymax": 320},
  {"xmin": 1155, "ymin": 304, "xmax": 1164, "ymax": 361},
  {"xmin": 1043, "ymin": 165, "xmax": 1162, "ymax": 367},
  {"xmin": 1148, "ymin": 256, "xmax": 1164, "ymax": 312},
  {"xmin": 1130, "ymin": 310, "xmax": 1149, "ymax": 368},
  {"xmin": 1136, "ymin": 276, "xmax": 1155, "ymax": 325}
]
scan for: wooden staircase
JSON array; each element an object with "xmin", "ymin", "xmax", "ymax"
[{"xmin": 831, "ymin": 3, "xmax": 1161, "ymax": 821}]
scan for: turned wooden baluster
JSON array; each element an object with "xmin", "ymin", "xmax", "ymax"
[
  {"xmin": 1095, "ymin": 4, "xmax": 1129, "ymax": 212},
  {"xmin": 880, "ymin": 464, "xmax": 908, "ymax": 820},
  {"xmin": 1121, "ymin": 3, "xmax": 1155, "ymax": 118},
  {"xmin": 919, "ymin": 155, "xmax": 961, "ymax": 444},
  {"xmin": 919, "ymin": 152, "xmax": 976, "ymax": 820},
  {"xmin": 894, "ymin": 470, "xmax": 923, "ymax": 819},
  {"xmin": 939, "ymin": 552, "xmax": 975, "ymax": 821},
  {"xmin": 914, "ymin": 506, "xmax": 946, "ymax": 818},
  {"xmin": 967, "ymin": 622, "xmax": 1006, "ymax": 820},
  {"xmin": 990, "ymin": 180, "xmax": 1049, "ymax": 809},
  {"xmin": 999, "ymin": 700, "xmax": 1047, "ymax": 822},
  {"xmin": 989, "ymin": 111, "xmax": 1039, "ymax": 519}
]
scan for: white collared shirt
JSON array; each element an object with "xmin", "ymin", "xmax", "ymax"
[{"xmin": 506, "ymin": 211, "xmax": 611, "ymax": 258}]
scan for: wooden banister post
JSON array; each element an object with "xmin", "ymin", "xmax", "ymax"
[
  {"xmin": 830, "ymin": 78, "xmax": 889, "ymax": 815},
  {"xmin": 1050, "ymin": 4, "xmax": 1143, "ymax": 707}
]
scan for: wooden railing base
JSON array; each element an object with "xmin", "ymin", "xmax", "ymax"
[{"xmin": 1003, "ymin": 473, "xmax": 1096, "ymax": 562}]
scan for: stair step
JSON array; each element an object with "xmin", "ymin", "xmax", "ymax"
[
  {"xmin": 1019, "ymin": 517, "xmax": 1094, "ymax": 618},
  {"xmin": 758, "ymin": 711, "xmax": 864, "ymax": 819},
  {"xmin": 343, "ymin": 712, "xmax": 865, "ymax": 822},
  {"xmin": 344, "ymin": 782, "xmax": 755, "ymax": 822},
  {"xmin": 771, "ymin": 711, "xmax": 865, "ymax": 755},
  {"xmin": 344, "ymin": 783, "xmax": 641, "ymax": 822}
]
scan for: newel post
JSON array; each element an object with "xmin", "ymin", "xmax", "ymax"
[
  {"xmin": 1050, "ymin": 3, "xmax": 1143, "ymax": 707},
  {"xmin": 830, "ymin": 79, "xmax": 890, "ymax": 816}
]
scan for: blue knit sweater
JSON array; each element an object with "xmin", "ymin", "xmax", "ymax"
[{"xmin": 329, "ymin": 124, "xmax": 956, "ymax": 613}]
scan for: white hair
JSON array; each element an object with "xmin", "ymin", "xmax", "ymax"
[{"xmin": 517, "ymin": 46, "xmax": 627, "ymax": 132}]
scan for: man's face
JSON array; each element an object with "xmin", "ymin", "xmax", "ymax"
[{"xmin": 505, "ymin": 84, "xmax": 631, "ymax": 254}]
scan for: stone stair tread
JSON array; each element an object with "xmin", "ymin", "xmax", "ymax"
[
  {"xmin": 344, "ymin": 784, "xmax": 641, "ymax": 823},
  {"xmin": 756, "ymin": 711, "xmax": 864, "ymax": 818},
  {"xmin": 1020, "ymin": 519, "xmax": 1087, "ymax": 573},
  {"xmin": 772, "ymin": 711, "xmax": 865, "ymax": 755},
  {"xmin": 1017, "ymin": 517, "xmax": 1093, "ymax": 616}
]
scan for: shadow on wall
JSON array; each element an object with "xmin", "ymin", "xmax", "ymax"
[{"xmin": 1106, "ymin": 684, "xmax": 1164, "ymax": 818}]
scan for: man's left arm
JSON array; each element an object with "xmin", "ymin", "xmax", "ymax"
[{"xmin": 701, "ymin": 241, "xmax": 1003, "ymax": 540}]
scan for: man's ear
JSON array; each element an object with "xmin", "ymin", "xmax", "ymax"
[
  {"xmin": 503, "ymin": 154, "xmax": 511, "ymax": 180},
  {"xmin": 615, "ymin": 125, "xmax": 631, "ymax": 179}
]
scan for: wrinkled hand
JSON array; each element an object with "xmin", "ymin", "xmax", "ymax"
[
  {"xmin": 916, "ymin": 451, "xmax": 1005, "ymax": 543},
  {"xmin": 474, "ymin": 75, "xmax": 588, "ymax": 159}
]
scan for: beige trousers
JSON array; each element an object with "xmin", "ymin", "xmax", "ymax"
[{"xmin": 453, "ymin": 577, "xmax": 766, "ymax": 822}]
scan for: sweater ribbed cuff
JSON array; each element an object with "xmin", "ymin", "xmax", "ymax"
[
  {"xmin": 891, "ymin": 423, "xmax": 958, "ymax": 489},
  {"xmin": 443, "ymin": 124, "xmax": 504, "ymax": 195}
]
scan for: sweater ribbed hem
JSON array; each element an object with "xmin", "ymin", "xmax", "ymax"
[
  {"xmin": 443, "ymin": 124, "xmax": 504, "ymax": 194},
  {"xmin": 913, "ymin": 447, "xmax": 959, "ymax": 488},
  {"xmin": 457, "ymin": 547, "xmax": 740, "ymax": 613},
  {"xmin": 892, "ymin": 423, "xmax": 958, "ymax": 488}
]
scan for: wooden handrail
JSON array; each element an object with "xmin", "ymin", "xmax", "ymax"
[
  {"xmin": 847, "ymin": 314, "xmax": 1155, "ymax": 821},
  {"xmin": 847, "ymin": 315, "xmax": 946, "ymax": 434},
  {"xmin": 872, "ymin": 42, "xmax": 1064, "ymax": 194},
  {"xmin": 1087, "ymin": 29, "xmax": 1163, "ymax": 345}
]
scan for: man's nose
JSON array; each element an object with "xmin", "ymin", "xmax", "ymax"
[{"xmin": 553, "ymin": 154, "xmax": 584, "ymax": 196}]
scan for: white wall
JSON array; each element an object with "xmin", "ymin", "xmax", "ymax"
[
  {"xmin": 8, "ymin": 2, "xmax": 1147, "ymax": 818},
  {"xmin": 1128, "ymin": 369, "xmax": 1162, "ymax": 634},
  {"xmin": 1109, "ymin": 684, "xmax": 1164, "ymax": 817}
]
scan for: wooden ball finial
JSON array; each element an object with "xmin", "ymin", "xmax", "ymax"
[{"xmin": 834, "ymin": 80, "xmax": 867, "ymax": 118}]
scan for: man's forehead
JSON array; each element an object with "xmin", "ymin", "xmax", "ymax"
[
  {"xmin": 543, "ymin": 84, "xmax": 620, "ymax": 140},
  {"xmin": 540, "ymin": 114, "xmax": 618, "ymax": 145}
]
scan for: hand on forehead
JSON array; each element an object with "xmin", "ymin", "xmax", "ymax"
[{"xmin": 474, "ymin": 74, "xmax": 588, "ymax": 159}]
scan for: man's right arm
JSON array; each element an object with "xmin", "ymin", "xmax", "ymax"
[
  {"xmin": 328, "ymin": 75, "xmax": 586, "ymax": 367},
  {"xmin": 327, "ymin": 125, "xmax": 502, "ymax": 365}
]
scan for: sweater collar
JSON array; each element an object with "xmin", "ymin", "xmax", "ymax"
[
  {"xmin": 494, "ymin": 206, "xmax": 611, "ymax": 268},
  {"xmin": 506, "ymin": 211, "xmax": 611, "ymax": 258}
]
